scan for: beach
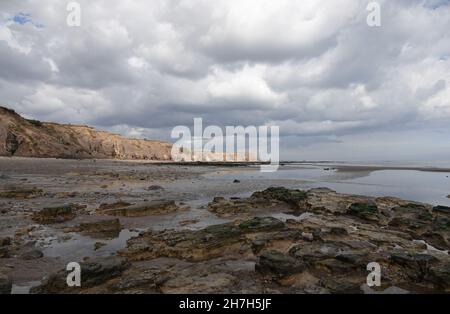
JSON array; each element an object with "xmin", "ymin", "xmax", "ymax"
[{"xmin": 0, "ymin": 157, "xmax": 449, "ymax": 294}]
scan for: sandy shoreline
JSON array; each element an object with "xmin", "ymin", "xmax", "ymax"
[{"xmin": 2, "ymin": 156, "xmax": 450, "ymax": 172}]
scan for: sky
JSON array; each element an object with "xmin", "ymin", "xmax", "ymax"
[{"xmin": 0, "ymin": 0, "xmax": 449, "ymax": 161}]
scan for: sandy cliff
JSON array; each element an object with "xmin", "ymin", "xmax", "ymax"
[{"xmin": 0, "ymin": 106, "xmax": 172, "ymax": 160}]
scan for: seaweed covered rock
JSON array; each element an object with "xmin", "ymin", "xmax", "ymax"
[
  {"xmin": 251, "ymin": 187, "xmax": 308, "ymax": 210},
  {"xmin": 31, "ymin": 257, "xmax": 129, "ymax": 294},
  {"xmin": 389, "ymin": 204, "xmax": 433, "ymax": 231},
  {"xmin": 347, "ymin": 202, "xmax": 379, "ymax": 222},
  {"xmin": 32, "ymin": 204, "xmax": 81, "ymax": 224},
  {"xmin": 208, "ymin": 197, "xmax": 253, "ymax": 217}
]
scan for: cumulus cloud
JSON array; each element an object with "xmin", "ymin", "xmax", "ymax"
[{"xmin": 0, "ymin": 0, "xmax": 449, "ymax": 160}]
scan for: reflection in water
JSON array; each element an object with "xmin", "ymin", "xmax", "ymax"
[{"xmin": 208, "ymin": 165, "xmax": 450, "ymax": 206}]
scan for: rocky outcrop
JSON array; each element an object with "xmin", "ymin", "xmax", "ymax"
[
  {"xmin": 0, "ymin": 106, "xmax": 172, "ymax": 160},
  {"xmin": 208, "ymin": 187, "xmax": 310, "ymax": 217},
  {"xmin": 120, "ymin": 217, "xmax": 286, "ymax": 262},
  {"xmin": 32, "ymin": 204, "xmax": 81, "ymax": 224},
  {"xmin": 31, "ymin": 257, "xmax": 129, "ymax": 294}
]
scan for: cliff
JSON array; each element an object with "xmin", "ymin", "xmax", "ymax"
[{"xmin": 0, "ymin": 106, "xmax": 172, "ymax": 160}]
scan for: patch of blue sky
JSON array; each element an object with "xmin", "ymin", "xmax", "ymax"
[
  {"xmin": 10, "ymin": 12, "xmax": 44, "ymax": 28},
  {"xmin": 423, "ymin": 0, "xmax": 450, "ymax": 9}
]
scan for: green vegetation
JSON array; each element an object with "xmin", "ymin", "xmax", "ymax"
[{"xmin": 26, "ymin": 119, "xmax": 43, "ymax": 127}]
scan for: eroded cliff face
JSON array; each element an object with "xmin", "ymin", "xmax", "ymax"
[{"xmin": 0, "ymin": 106, "xmax": 172, "ymax": 160}]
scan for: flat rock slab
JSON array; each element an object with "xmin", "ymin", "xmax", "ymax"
[
  {"xmin": 65, "ymin": 219, "xmax": 122, "ymax": 239},
  {"xmin": 32, "ymin": 204, "xmax": 82, "ymax": 224},
  {"xmin": 100, "ymin": 200, "xmax": 181, "ymax": 217}
]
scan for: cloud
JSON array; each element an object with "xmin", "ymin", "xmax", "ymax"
[{"xmin": 0, "ymin": 0, "xmax": 449, "ymax": 160}]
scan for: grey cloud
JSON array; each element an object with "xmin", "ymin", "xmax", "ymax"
[{"xmin": 1, "ymin": 0, "xmax": 450, "ymax": 160}]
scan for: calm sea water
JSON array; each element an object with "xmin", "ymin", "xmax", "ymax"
[{"xmin": 213, "ymin": 163, "xmax": 450, "ymax": 206}]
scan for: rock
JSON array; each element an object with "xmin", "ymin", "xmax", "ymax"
[
  {"xmin": 178, "ymin": 219, "xmax": 199, "ymax": 226},
  {"xmin": 329, "ymin": 227, "xmax": 348, "ymax": 236},
  {"xmin": 433, "ymin": 205, "xmax": 450, "ymax": 215},
  {"xmin": 32, "ymin": 204, "xmax": 79, "ymax": 224},
  {"xmin": 427, "ymin": 262, "xmax": 450, "ymax": 289},
  {"xmin": 233, "ymin": 180, "xmax": 240, "ymax": 183},
  {"xmin": 389, "ymin": 204, "xmax": 433, "ymax": 231},
  {"xmin": 433, "ymin": 216, "xmax": 450, "ymax": 231},
  {"xmin": 419, "ymin": 232, "xmax": 448, "ymax": 251},
  {"xmin": 100, "ymin": 200, "xmax": 181, "ymax": 217},
  {"xmin": 213, "ymin": 197, "xmax": 226, "ymax": 203},
  {"xmin": 0, "ymin": 187, "xmax": 43, "ymax": 199},
  {"xmin": 289, "ymin": 241, "xmax": 351, "ymax": 263},
  {"xmin": 251, "ymin": 239, "xmax": 267, "ymax": 254},
  {"xmin": 0, "ymin": 237, "xmax": 11, "ymax": 247},
  {"xmin": 0, "ymin": 237, "xmax": 11, "ymax": 258},
  {"xmin": 121, "ymin": 217, "xmax": 285, "ymax": 262},
  {"xmin": 320, "ymin": 277, "xmax": 362, "ymax": 294},
  {"xmin": 238, "ymin": 217, "xmax": 285, "ymax": 232},
  {"xmin": 208, "ymin": 197, "xmax": 253, "ymax": 217},
  {"xmin": 31, "ymin": 257, "xmax": 129, "ymax": 294},
  {"xmin": 335, "ymin": 252, "xmax": 369, "ymax": 266},
  {"xmin": 0, "ymin": 274, "xmax": 12, "ymax": 294},
  {"xmin": 347, "ymin": 202, "xmax": 379, "ymax": 221},
  {"xmin": 256, "ymin": 251, "xmax": 306, "ymax": 276},
  {"xmin": 98, "ymin": 200, "xmax": 133, "ymax": 211},
  {"xmin": 390, "ymin": 252, "xmax": 438, "ymax": 281},
  {"xmin": 251, "ymin": 187, "xmax": 308, "ymax": 210},
  {"xmin": 146, "ymin": 185, "xmax": 164, "ymax": 191},
  {"xmin": 67, "ymin": 219, "xmax": 122, "ymax": 239},
  {"xmin": 94, "ymin": 242, "xmax": 107, "ymax": 250},
  {"xmin": 301, "ymin": 232, "xmax": 314, "ymax": 242},
  {"xmin": 20, "ymin": 248, "xmax": 44, "ymax": 260},
  {"xmin": 5, "ymin": 131, "xmax": 19, "ymax": 155}
]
